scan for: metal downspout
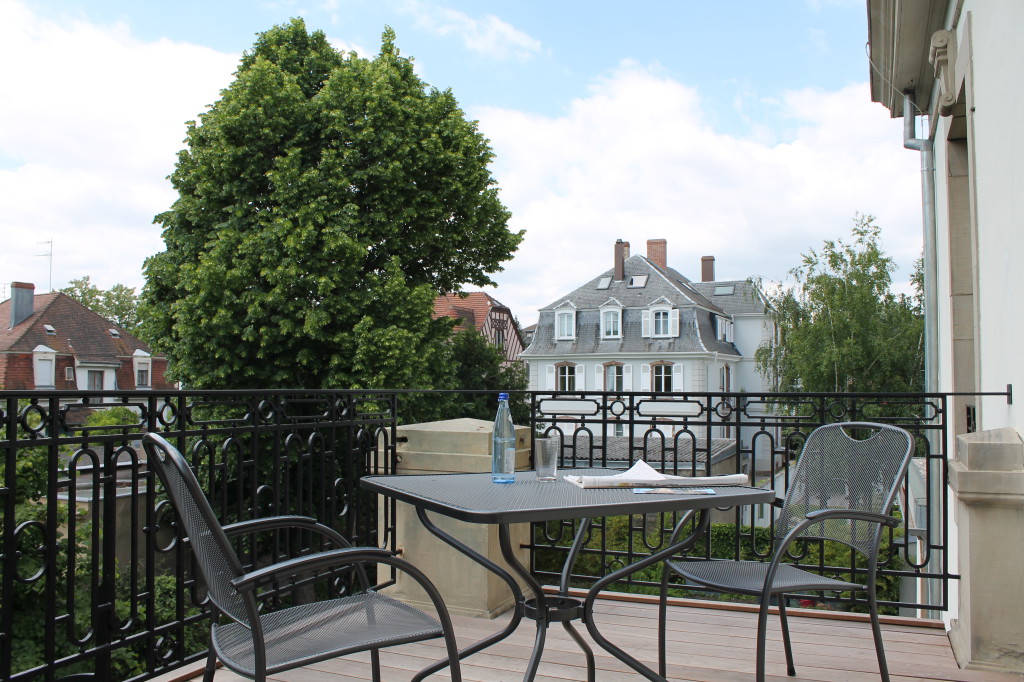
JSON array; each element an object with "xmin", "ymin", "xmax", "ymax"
[{"xmin": 902, "ymin": 91, "xmax": 939, "ymax": 395}]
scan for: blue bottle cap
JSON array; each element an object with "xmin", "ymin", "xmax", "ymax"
[{"xmin": 498, "ymin": 392, "xmax": 509, "ymax": 401}]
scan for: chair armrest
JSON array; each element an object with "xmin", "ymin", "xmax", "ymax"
[
  {"xmin": 803, "ymin": 508, "xmax": 901, "ymax": 528},
  {"xmin": 231, "ymin": 546, "xmax": 393, "ymax": 593},
  {"xmin": 221, "ymin": 515, "xmax": 351, "ymax": 548},
  {"xmin": 772, "ymin": 495, "xmax": 785, "ymax": 509}
]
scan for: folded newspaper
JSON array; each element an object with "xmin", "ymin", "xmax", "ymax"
[{"xmin": 563, "ymin": 460, "xmax": 748, "ymax": 489}]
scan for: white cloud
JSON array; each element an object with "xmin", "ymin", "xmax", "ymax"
[
  {"xmin": 0, "ymin": 0, "xmax": 237, "ymax": 293},
  {"xmin": 476, "ymin": 61, "xmax": 921, "ymax": 325},
  {"xmin": 398, "ymin": 0, "xmax": 543, "ymax": 62}
]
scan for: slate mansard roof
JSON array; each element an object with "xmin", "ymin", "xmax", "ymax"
[{"xmin": 522, "ymin": 254, "xmax": 759, "ymax": 358}]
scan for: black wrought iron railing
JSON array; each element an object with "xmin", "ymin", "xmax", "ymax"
[
  {"xmin": 1, "ymin": 387, "xmax": 1008, "ymax": 681},
  {"xmin": 0, "ymin": 389, "xmax": 398, "ymax": 682},
  {"xmin": 525, "ymin": 390, "xmax": 972, "ymax": 617}
]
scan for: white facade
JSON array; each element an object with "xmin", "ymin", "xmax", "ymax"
[
  {"xmin": 521, "ymin": 240, "xmax": 773, "ymax": 456},
  {"xmin": 868, "ymin": 0, "xmax": 1024, "ymax": 635}
]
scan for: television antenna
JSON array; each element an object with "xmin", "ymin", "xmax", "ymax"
[{"xmin": 37, "ymin": 239, "xmax": 53, "ymax": 292}]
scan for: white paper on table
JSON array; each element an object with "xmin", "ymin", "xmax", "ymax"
[{"xmin": 563, "ymin": 460, "xmax": 748, "ymax": 489}]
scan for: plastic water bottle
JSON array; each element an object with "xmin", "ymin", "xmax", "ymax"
[{"xmin": 492, "ymin": 392, "xmax": 515, "ymax": 483}]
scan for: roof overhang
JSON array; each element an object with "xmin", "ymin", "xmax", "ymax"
[{"xmin": 866, "ymin": 0, "xmax": 948, "ymax": 117}]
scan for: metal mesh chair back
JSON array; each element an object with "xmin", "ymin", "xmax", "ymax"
[
  {"xmin": 143, "ymin": 434, "xmax": 251, "ymax": 625},
  {"xmin": 775, "ymin": 423, "xmax": 913, "ymax": 555}
]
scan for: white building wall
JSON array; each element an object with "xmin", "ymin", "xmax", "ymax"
[{"xmin": 929, "ymin": 1, "xmax": 1024, "ymax": 436}]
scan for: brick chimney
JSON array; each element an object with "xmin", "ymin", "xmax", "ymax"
[
  {"xmin": 647, "ymin": 239, "xmax": 667, "ymax": 269},
  {"xmin": 701, "ymin": 256, "xmax": 716, "ymax": 282},
  {"xmin": 614, "ymin": 239, "xmax": 631, "ymax": 281},
  {"xmin": 9, "ymin": 282, "xmax": 35, "ymax": 329}
]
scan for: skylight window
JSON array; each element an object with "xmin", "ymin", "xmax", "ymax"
[
  {"xmin": 43, "ymin": 324, "xmax": 56, "ymax": 335},
  {"xmin": 109, "ymin": 329, "xmax": 120, "ymax": 338},
  {"xmin": 596, "ymin": 277, "xmax": 612, "ymax": 290},
  {"xmin": 627, "ymin": 275, "xmax": 648, "ymax": 288},
  {"xmin": 714, "ymin": 285, "xmax": 735, "ymax": 296}
]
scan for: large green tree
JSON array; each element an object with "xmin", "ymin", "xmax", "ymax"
[
  {"xmin": 60, "ymin": 276, "xmax": 140, "ymax": 335},
  {"xmin": 755, "ymin": 215, "xmax": 924, "ymax": 395},
  {"xmin": 140, "ymin": 19, "xmax": 520, "ymax": 389}
]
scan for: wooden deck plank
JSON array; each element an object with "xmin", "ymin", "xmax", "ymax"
[{"xmin": 151, "ymin": 598, "xmax": 1024, "ymax": 682}]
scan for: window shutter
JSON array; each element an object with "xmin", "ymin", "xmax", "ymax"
[
  {"xmin": 672, "ymin": 364, "xmax": 684, "ymax": 392},
  {"xmin": 623, "ymin": 364, "xmax": 633, "ymax": 390},
  {"xmin": 641, "ymin": 310, "xmax": 651, "ymax": 337},
  {"xmin": 595, "ymin": 365, "xmax": 604, "ymax": 390},
  {"xmin": 546, "ymin": 364, "xmax": 555, "ymax": 390},
  {"xmin": 670, "ymin": 308, "xmax": 680, "ymax": 336},
  {"xmin": 641, "ymin": 364, "xmax": 651, "ymax": 391},
  {"xmin": 575, "ymin": 364, "xmax": 585, "ymax": 390}
]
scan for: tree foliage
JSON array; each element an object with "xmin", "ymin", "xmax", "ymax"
[
  {"xmin": 140, "ymin": 19, "xmax": 521, "ymax": 390},
  {"xmin": 755, "ymin": 215, "xmax": 924, "ymax": 394},
  {"xmin": 60, "ymin": 276, "xmax": 140, "ymax": 335},
  {"xmin": 449, "ymin": 328, "xmax": 529, "ymax": 422}
]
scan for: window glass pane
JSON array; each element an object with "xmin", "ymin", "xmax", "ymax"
[
  {"xmin": 652, "ymin": 365, "xmax": 672, "ymax": 392},
  {"xmin": 654, "ymin": 310, "xmax": 668, "ymax": 335},
  {"xmin": 557, "ymin": 365, "xmax": 575, "ymax": 391},
  {"xmin": 605, "ymin": 365, "xmax": 623, "ymax": 391},
  {"xmin": 603, "ymin": 310, "xmax": 619, "ymax": 337},
  {"xmin": 557, "ymin": 312, "xmax": 573, "ymax": 338},
  {"xmin": 88, "ymin": 370, "xmax": 103, "ymax": 390},
  {"xmin": 137, "ymin": 369, "xmax": 150, "ymax": 387}
]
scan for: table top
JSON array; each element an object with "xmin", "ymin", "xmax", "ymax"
[{"xmin": 360, "ymin": 469, "xmax": 775, "ymax": 524}]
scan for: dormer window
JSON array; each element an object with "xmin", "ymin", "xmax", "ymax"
[
  {"xmin": 599, "ymin": 299, "xmax": 623, "ymax": 339},
  {"xmin": 43, "ymin": 324, "xmax": 56, "ymax": 335},
  {"xmin": 642, "ymin": 301, "xmax": 679, "ymax": 338},
  {"xmin": 555, "ymin": 309, "xmax": 576, "ymax": 340},
  {"xmin": 601, "ymin": 309, "xmax": 621, "ymax": 338},
  {"xmin": 715, "ymin": 316, "xmax": 734, "ymax": 342}
]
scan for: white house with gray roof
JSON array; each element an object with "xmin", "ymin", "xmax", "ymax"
[{"xmin": 520, "ymin": 238, "xmax": 776, "ymax": 469}]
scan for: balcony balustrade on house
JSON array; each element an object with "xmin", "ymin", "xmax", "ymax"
[{"xmin": 0, "ymin": 387, "xmax": 1007, "ymax": 681}]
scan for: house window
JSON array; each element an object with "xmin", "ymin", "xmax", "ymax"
[
  {"xmin": 613, "ymin": 422, "xmax": 626, "ymax": 437},
  {"xmin": 495, "ymin": 329, "xmax": 505, "ymax": 350},
  {"xmin": 652, "ymin": 363, "xmax": 673, "ymax": 392},
  {"xmin": 137, "ymin": 368, "xmax": 150, "ymax": 387},
  {"xmin": 628, "ymin": 275, "xmax": 648, "ymax": 288},
  {"xmin": 653, "ymin": 310, "xmax": 670, "ymax": 336},
  {"xmin": 556, "ymin": 311, "xmax": 575, "ymax": 340},
  {"xmin": 557, "ymin": 364, "xmax": 576, "ymax": 391},
  {"xmin": 87, "ymin": 370, "xmax": 104, "ymax": 391},
  {"xmin": 601, "ymin": 309, "xmax": 621, "ymax": 338},
  {"xmin": 715, "ymin": 317, "xmax": 734, "ymax": 342},
  {"xmin": 604, "ymin": 363, "xmax": 624, "ymax": 391}
]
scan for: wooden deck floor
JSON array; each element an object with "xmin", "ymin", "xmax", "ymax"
[{"xmin": 156, "ymin": 593, "xmax": 1024, "ymax": 682}]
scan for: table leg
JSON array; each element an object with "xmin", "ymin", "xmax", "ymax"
[
  {"xmin": 581, "ymin": 509, "xmax": 710, "ymax": 681},
  {"xmin": 410, "ymin": 507, "xmax": 526, "ymax": 682}
]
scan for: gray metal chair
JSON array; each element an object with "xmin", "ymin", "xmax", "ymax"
[
  {"xmin": 657, "ymin": 422, "xmax": 914, "ymax": 682},
  {"xmin": 143, "ymin": 433, "xmax": 462, "ymax": 682}
]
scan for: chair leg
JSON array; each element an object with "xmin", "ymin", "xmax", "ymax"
[
  {"xmin": 755, "ymin": 595, "xmax": 772, "ymax": 682},
  {"xmin": 658, "ymin": 565, "xmax": 671, "ymax": 677},
  {"xmin": 371, "ymin": 649, "xmax": 382, "ymax": 682},
  {"xmin": 202, "ymin": 641, "xmax": 217, "ymax": 682},
  {"xmin": 867, "ymin": 582, "xmax": 891, "ymax": 682},
  {"xmin": 777, "ymin": 595, "xmax": 796, "ymax": 676}
]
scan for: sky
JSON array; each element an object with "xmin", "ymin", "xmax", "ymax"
[{"xmin": 0, "ymin": 0, "xmax": 922, "ymax": 327}]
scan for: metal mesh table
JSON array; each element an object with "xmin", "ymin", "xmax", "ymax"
[{"xmin": 361, "ymin": 469, "xmax": 774, "ymax": 681}]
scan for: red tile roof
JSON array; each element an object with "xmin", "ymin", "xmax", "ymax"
[
  {"xmin": 0, "ymin": 292, "xmax": 157, "ymax": 362},
  {"xmin": 432, "ymin": 292, "xmax": 509, "ymax": 332}
]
